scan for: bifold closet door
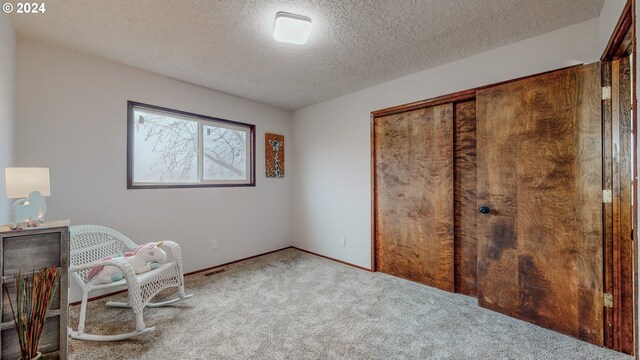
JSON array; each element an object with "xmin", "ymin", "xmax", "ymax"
[
  {"xmin": 476, "ymin": 63, "xmax": 603, "ymax": 345},
  {"xmin": 374, "ymin": 103, "xmax": 454, "ymax": 291}
]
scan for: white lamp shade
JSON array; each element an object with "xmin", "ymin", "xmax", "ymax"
[
  {"xmin": 5, "ymin": 167, "xmax": 51, "ymax": 198},
  {"xmin": 273, "ymin": 12, "xmax": 312, "ymax": 45}
]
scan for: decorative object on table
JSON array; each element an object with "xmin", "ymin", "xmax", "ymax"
[
  {"xmin": 68, "ymin": 225, "xmax": 192, "ymax": 341},
  {"xmin": 265, "ymin": 133, "xmax": 284, "ymax": 178},
  {"xmin": 87, "ymin": 241, "xmax": 168, "ymax": 284},
  {"xmin": 4, "ymin": 168, "xmax": 51, "ymax": 229},
  {"xmin": 3, "ymin": 266, "xmax": 61, "ymax": 360}
]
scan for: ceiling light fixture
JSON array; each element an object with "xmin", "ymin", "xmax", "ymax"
[{"xmin": 273, "ymin": 12, "xmax": 312, "ymax": 45}]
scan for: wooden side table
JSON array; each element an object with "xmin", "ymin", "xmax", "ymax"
[{"xmin": 0, "ymin": 220, "xmax": 69, "ymax": 360}]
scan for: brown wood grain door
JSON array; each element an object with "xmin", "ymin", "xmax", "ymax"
[
  {"xmin": 374, "ymin": 103, "xmax": 454, "ymax": 291},
  {"xmin": 454, "ymin": 100, "xmax": 478, "ymax": 297},
  {"xmin": 604, "ymin": 55, "xmax": 634, "ymax": 353},
  {"xmin": 476, "ymin": 63, "xmax": 603, "ymax": 345}
]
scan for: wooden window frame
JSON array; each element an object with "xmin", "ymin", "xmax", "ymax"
[{"xmin": 127, "ymin": 101, "xmax": 256, "ymax": 189}]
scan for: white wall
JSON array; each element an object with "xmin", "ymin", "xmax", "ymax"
[
  {"xmin": 0, "ymin": 14, "xmax": 16, "ymax": 224},
  {"xmin": 290, "ymin": 19, "xmax": 602, "ymax": 269},
  {"xmin": 599, "ymin": 0, "xmax": 628, "ymax": 51},
  {"xmin": 15, "ymin": 39, "xmax": 292, "ymax": 299}
]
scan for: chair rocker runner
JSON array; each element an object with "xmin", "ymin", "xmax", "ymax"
[{"xmin": 68, "ymin": 225, "xmax": 193, "ymax": 341}]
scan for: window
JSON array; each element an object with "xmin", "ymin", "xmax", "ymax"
[{"xmin": 127, "ymin": 101, "xmax": 255, "ymax": 188}]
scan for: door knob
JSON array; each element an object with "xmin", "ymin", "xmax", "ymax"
[{"xmin": 478, "ymin": 205, "xmax": 490, "ymax": 214}]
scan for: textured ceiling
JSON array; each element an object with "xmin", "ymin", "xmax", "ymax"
[{"xmin": 11, "ymin": 0, "xmax": 604, "ymax": 110}]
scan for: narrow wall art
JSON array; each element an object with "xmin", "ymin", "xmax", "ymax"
[{"xmin": 265, "ymin": 133, "xmax": 285, "ymax": 178}]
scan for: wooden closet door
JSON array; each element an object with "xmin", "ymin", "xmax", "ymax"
[
  {"xmin": 476, "ymin": 63, "xmax": 603, "ymax": 345},
  {"xmin": 606, "ymin": 55, "xmax": 634, "ymax": 353},
  {"xmin": 374, "ymin": 103, "xmax": 454, "ymax": 291},
  {"xmin": 454, "ymin": 100, "xmax": 478, "ymax": 297}
]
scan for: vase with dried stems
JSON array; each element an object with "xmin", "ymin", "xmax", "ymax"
[{"xmin": 2, "ymin": 266, "xmax": 61, "ymax": 360}]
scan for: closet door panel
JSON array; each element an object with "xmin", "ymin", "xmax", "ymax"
[
  {"xmin": 454, "ymin": 100, "xmax": 478, "ymax": 296},
  {"xmin": 609, "ymin": 56, "xmax": 634, "ymax": 353},
  {"xmin": 476, "ymin": 63, "xmax": 603, "ymax": 344},
  {"xmin": 374, "ymin": 103, "xmax": 454, "ymax": 291}
]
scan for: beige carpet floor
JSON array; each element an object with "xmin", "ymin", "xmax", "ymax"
[{"xmin": 69, "ymin": 248, "xmax": 632, "ymax": 360}]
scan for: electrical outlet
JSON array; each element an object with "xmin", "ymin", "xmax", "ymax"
[
  {"xmin": 211, "ymin": 240, "xmax": 218, "ymax": 250},
  {"xmin": 340, "ymin": 236, "xmax": 346, "ymax": 247}
]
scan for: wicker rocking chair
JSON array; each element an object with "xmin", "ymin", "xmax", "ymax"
[{"xmin": 68, "ymin": 225, "xmax": 193, "ymax": 341}]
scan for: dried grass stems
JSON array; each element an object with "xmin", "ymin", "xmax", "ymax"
[{"xmin": 2, "ymin": 266, "xmax": 61, "ymax": 360}]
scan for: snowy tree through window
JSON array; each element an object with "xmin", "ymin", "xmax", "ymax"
[{"xmin": 128, "ymin": 102, "xmax": 255, "ymax": 188}]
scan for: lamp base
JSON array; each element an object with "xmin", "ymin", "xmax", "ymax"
[
  {"xmin": 9, "ymin": 191, "xmax": 47, "ymax": 230},
  {"xmin": 8, "ymin": 220, "xmax": 41, "ymax": 231}
]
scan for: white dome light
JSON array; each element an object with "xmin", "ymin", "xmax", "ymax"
[{"xmin": 273, "ymin": 12, "xmax": 312, "ymax": 45}]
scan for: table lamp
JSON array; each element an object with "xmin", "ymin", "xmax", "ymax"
[{"xmin": 4, "ymin": 167, "xmax": 51, "ymax": 229}]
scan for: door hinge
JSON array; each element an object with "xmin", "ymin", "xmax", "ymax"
[
  {"xmin": 603, "ymin": 189, "xmax": 612, "ymax": 203},
  {"xmin": 604, "ymin": 293, "xmax": 614, "ymax": 308},
  {"xmin": 602, "ymin": 86, "xmax": 612, "ymax": 100}
]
